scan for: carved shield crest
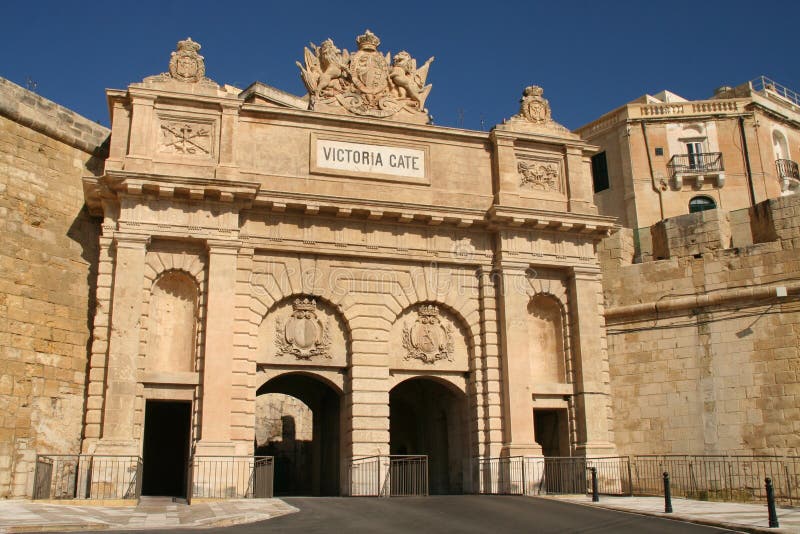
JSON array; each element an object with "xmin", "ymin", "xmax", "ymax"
[
  {"xmin": 349, "ymin": 50, "xmax": 389, "ymax": 95},
  {"xmin": 275, "ymin": 298, "xmax": 332, "ymax": 360},
  {"xmin": 402, "ymin": 305, "xmax": 454, "ymax": 364},
  {"xmin": 168, "ymin": 38, "xmax": 206, "ymax": 83}
]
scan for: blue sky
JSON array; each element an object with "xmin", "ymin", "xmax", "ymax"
[{"xmin": 2, "ymin": 0, "xmax": 798, "ymax": 130}]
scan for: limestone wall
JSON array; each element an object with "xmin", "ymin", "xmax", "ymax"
[
  {"xmin": 601, "ymin": 195, "xmax": 800, "ymax": 457},
  {"xmin": 0, "ymin": 78, "xmax": 107, "ymax": 497}
]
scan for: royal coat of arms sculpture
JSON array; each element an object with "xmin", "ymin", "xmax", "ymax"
[
  {"xmin": 402, "ymin": 305, "xmax": 454, "ymax": 364},
  {"xmin": 296, "ymin": 30, "xmax": 434, "ymax": 124},
  {"xmin": 275, "ymin": 298, "xmax": 332, "ymax": 360}
]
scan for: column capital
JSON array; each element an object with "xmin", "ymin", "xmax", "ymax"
[
  {"xmin": 570, "ymin": 266, "xmax": 602, "ymax": 280},
  {"xmin": 114, "ymin": 233, "xmax": 149, "ymax": 249},
  {"xmin": 206, "ymin": 239, "xmax": 241, "ymax": 254}
]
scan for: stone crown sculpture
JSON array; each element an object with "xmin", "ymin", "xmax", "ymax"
[{"xmin": 296, "ymin": 30, "xmax": 435, "ymax": 124}]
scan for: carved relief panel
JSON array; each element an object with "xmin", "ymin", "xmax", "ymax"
[
  {"xmin": 516, "ymin": 155, "xmax": 564, "ymax": 195},
  {"xmin": 258, "ymin": 296, "xmax": 348, "ymax": 368},
  {"xmin": 157, "ymin": 117, "xmax": 216, "ymax": 159},
  {"xmin": 390, "ymin": 304, "xmax": 469, "ymax": 372}
]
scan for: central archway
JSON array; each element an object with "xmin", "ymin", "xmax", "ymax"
[
  {"xmin": 389, "ymin": 377, "xmax": 468, "ymax": 494},
  {"xmin": 255, "ymin": 373, "xmax": 342, "ymax": 496}
]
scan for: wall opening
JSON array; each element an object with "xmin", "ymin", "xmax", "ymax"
[
  {"xmin": 389, "ymin": 377, "xmax": 468, "ymax": 494},
  {"xmin": 255, "ymin": 374, "xmax": 341, "ymax": 496},
  {"xmin": 141, "ymin": 400, "xmax": 191, "ymax": 497},
  {"xmin": 533, "ymin": 408, "xmax": 570, "ymax": 457}
]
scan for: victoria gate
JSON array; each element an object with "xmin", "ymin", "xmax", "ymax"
[{"xmin": 68, "ymin": 31, "xmax": 617, "ymax": 500}]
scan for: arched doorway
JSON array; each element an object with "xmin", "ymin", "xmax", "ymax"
[
  {"xmin": 255, "ymin": 373, "xmax": 342, "ymax": 496},
  {"xmin": 389, "ymin": 377, "xmax": 468, "ymax": 494}
]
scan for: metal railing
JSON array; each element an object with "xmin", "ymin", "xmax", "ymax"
[
  {"xmin": 476, "ymin": 456, "xmax": 631, "ymax": 497},
  {"xmin": 634, "ymin": 455, "xmax": 799, "ymax": 506},
  {"xmin": 776, "ymin": 159, "xmax": 799, "ymax": 180},
  {"xmin": 751, "ymin": 76, "xmax": 800, "ymax": 107},
  {"xmin": 476, "ymin": 455, "xmax": 799, "ymax": 505},
  {"xmin": 668, "ymin": 152, "xmax": 724, "ymax": 178},
  {"xmin": 188, "ymin": 456, "xmax": 274, "ymax": 500},
  {"xmin": 32, "ymin": 455, "xmax": 142, "ymax": 500},
  {"xmin": 347, "ymin": 455, "xmax": 428, "ymax": 497}
]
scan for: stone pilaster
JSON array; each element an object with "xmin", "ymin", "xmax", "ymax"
[
  {"xmin": 568, "ymin": 267, "xmax": 616, "ymax": 457},
  {"xmin": 477, "ymin": 267, "xmax": 505, "ymax": 457},
  {"xmin": 565, "ymin": 146, "xmax": 594, "ymax": 214},
  {"xmin": 95, "ymin": 232, "xmax": 148, "ymax": 454},
  {"xmin": 495, "ymin": 264, "xmax": 542, "ymax": 456},
  {"xmin": 125, "ymin": 94, "xmax": 156, "ymax": 172},
  {"xmin": 195, "ymin": 240, "xmax": 240, "ymax": 455}
]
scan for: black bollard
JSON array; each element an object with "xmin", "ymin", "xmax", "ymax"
[
  {"xmin": 590, "ymin": 467, "xmax": 599, "ymax": 502},
  {"xmin": 663, "ymin": 472, "xmax": 673, "ymax": 513},
  {"xmin": 765, "ymin": 477, "xmax": 779, "ymax": 528}
]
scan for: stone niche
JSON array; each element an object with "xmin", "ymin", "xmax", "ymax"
[
  {"xmin": 527, "ymin": 294, "xmax": 567, "ymax": 385},
  {"xmin": 390, "ymin": 304, "xmax": 470, "ymax": 372},
  {"xmin": 258, "ymin": 296, "xmax": 349, "ymax": 367},
  {"xmin": 145, "ymin": 271, "xmax": 198, "ymax": 373}
]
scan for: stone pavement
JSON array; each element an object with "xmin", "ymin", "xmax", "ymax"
[
  {"xmin": 0, "ymin": 497, "xmax": 298, "ymax": 532},
  {"xmin": 550, "ymin": 495, "xmax": 800, "ymax": 533}
]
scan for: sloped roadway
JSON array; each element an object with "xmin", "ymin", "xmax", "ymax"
[{"xmin": 227, "ymin": 495, "xmax": 734, "ymax": 533}]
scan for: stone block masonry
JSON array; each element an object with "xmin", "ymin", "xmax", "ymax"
[
  {"xmin": 0, "ymin": 77, "xmax": 108, "ymax": 497},
  {"xmin": 600, "ymin": 194, "xmax": 800, "ymax": 457}
]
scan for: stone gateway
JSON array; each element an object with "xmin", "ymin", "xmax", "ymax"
[{"xmin": 2, "ymin": 32, "xmax": 796, "ymax": 501}]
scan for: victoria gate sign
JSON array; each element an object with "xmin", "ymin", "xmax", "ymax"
[{"xmin": 311, "ymin": 135, "xmax": 428, "ymax": 183}]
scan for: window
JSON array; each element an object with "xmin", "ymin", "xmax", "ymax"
[
  {"xmin": 654, "ymin": 147, "xmax": 664, "ymax": 156},
  {"xmin": 591, "ymin": 151, "xmax": 609, "ymax": 192},
  {"xmin": 685, "ymin": 141, "xmax": 704, "ymax": 169},
  {"xmin": 689, "ymin": 196, "xmax": 716, "ymax": 213}
]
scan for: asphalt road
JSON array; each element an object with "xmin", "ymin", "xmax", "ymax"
[{"xmin": 226, "ymin": 495, "xmax": 735, "ymax": 534}]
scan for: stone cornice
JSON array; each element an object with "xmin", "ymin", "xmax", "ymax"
[
  {"xmin": 488, "ymin": 205, "xmax": 617, "ymax": 237},
  {"xmin": 605, "ymin": 280, "xmax": 800, "ymax": 321}
]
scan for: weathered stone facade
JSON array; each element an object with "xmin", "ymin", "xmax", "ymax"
[
  {"xmin": 599, "ymin": 195, "xmax": 800, "ymax": 456},
  {"xmin": 0, "ymin": 78, "xmax": 108, "ymax": 497}
]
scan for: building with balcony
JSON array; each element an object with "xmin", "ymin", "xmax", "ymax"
[{"xmin": 576, "ymin": 76, "xmax": 800, "ymax": 259}]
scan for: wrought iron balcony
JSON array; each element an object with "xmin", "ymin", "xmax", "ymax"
[
  {"xmin": 667, "ymin": 152, "xmax": 725, "ymax": 189},
  {"xmin": 776, "ymin": 158, "xmax": 800, "ymax": 193}
]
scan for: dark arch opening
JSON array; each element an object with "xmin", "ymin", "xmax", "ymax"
[
  {"xmin": 255, "ymin": 373, "xmax": 342, "ymax": 496},
  {"xmin": 389, "ymin": 377, "xmax": 468, "ymax": 494}
]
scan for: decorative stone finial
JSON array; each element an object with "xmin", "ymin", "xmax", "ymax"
[
  {"xmin": 519, "ymin": 85, "xmax": 551, "ymax": 124},
  {"xmin": 500, "ymin": 84, "xmax": 573, "ymax": 136},
  {"xmin": 296, "ymin": 30, "xmax": 435, "ymax": 124},
  {"xmin": 169, "ymin": 37, "xmax": 206, "ymax": 83}
]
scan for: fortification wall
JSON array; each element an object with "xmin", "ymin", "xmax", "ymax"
[
  {"xmin": 599, "ymin": 194, "xmax": 800, "ymax": 457},
  {"xmin": 0, "ymin": 78, "xmax": 107, "ymax": 497}
]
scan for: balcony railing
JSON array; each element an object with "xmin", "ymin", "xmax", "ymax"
[
  {"xmin": 777, "ymin": 159, "xmax": 800, "ymax": 193},
  {"xmin": 668, "ymin": 152, "xmax": 724, "ymax": 188},
  {"xmin": 776, "ymin": 159, "xmax": 799, "ymax": 180}
]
